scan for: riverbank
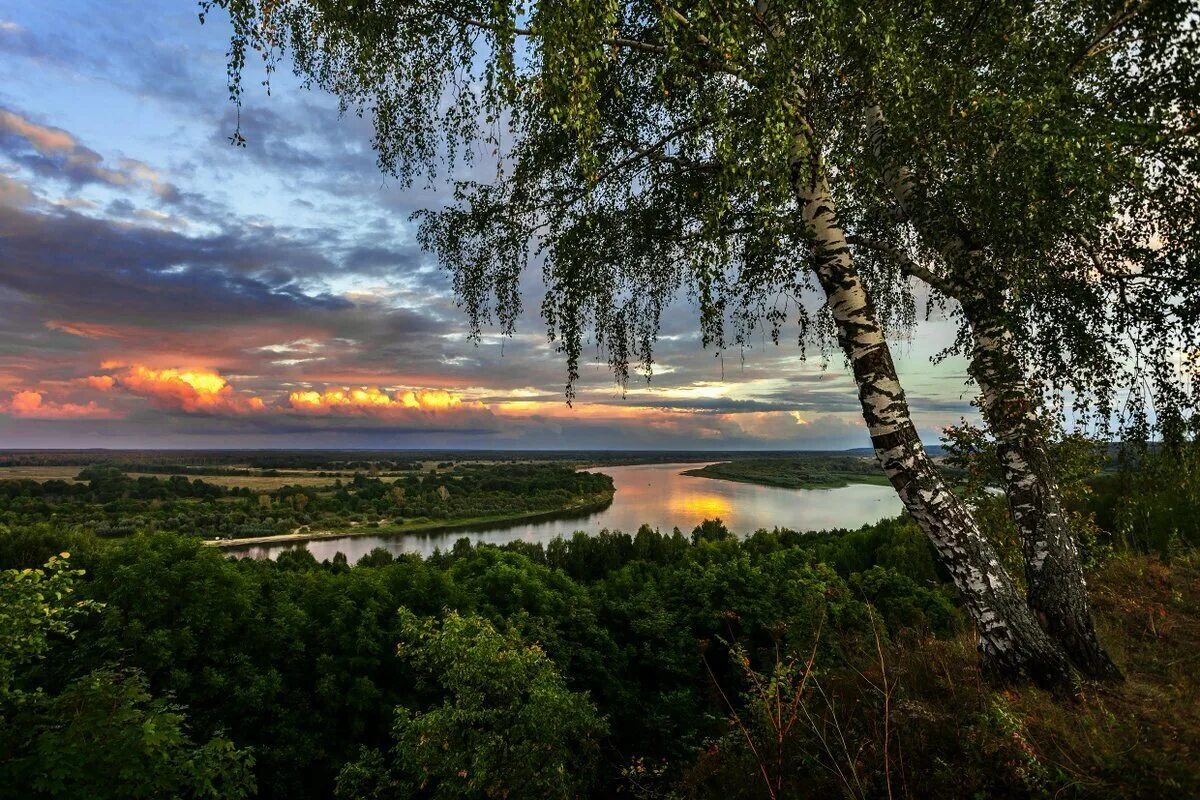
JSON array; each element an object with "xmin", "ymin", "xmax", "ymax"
[
  {"xmin": 681, "ymin": 457, "xmax": 892, "ymax": 490},
  {"xmin": 206, "ymin": 488, "xmax": 616, "ymax": 549}
]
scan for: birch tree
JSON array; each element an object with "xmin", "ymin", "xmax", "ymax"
[
  {"xmin": 200, "ymin": 0, "xmax": 1078, "ymax": 685},
  {"xmin": 840, "ymin": 0, "xmax": 1199, "ymax": 677}
]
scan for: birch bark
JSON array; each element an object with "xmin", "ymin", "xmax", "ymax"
[{"xmin": 964, "ymin": 303, "xmax": 1122, "ymax": 678}]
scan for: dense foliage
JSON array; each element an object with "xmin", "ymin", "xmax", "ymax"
[
  {"xmin": 1088, "ymin": 443, "xmax": 1200, "ymax": 560},
  {"xmin": 944, "ymin": 427, "xmax": 1200, "ymax": 565},
  {"xmin": 0, "ymin": 554, "xmax": 255, "ymax": 799},
  {"xmin": 338, "ymin": 609, "xmax": 605, "ymax": 799},
  {"xmin": 0, "ymin": 514, "xmax": 959, "ymax": 799}
]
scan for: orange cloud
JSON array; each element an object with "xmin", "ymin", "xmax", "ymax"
[
  {"xmin": 80, "ymin": 375, "xmax": 116, "ymax": 391},
  {"xmin": 6, "ymin": 390, "xmax": 121, "ymax": 419},
  {"xmin": 9, "ymin": 360, "xmax": 491, "ymax": 425},
  {"xmin": 0, "ymin": 109, "xmax": 76, "ymax": 153},
  {"xmin": 112, "ymin": 365, "xmax": 264, "ymax": 414},
  {"xmin": 65, "ymin": 362, "xmax": 476, "ymax": 421},
  {"xmin": 287, "ymin": 387, "xmax": 470, "ymax": 416}
]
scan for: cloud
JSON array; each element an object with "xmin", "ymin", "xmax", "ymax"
[
  {"xmin": 0, "ymin": 107, "xmax": 181, "ymax": 200},
  {"xmin": 96, "ymin": 364, "xmax": 265, "ymax": 414},
  {"xmin": 0, "ymin": 171, "xmax": 34, "ymax": 207},
  {"xmin": 79, "ymin": 374, "xmax": 116, "ymax": 391},
  {"xmin": 288, "ymin": 386, "xmax": 472, "ymax": 416},
  {"xmin": 0, "ymin": 201, "xmax": 352, "ymax": 327},
  {"xmin": 5, "ymin": 389, "xmax": 120, "ymax": 419},
  {"xmin": 45, "ymin": 362, "xmax": 499, "ymax": 430},
  {"xmin": 47, "ymin": 320, "xmax": 132, "ymax": 339}
]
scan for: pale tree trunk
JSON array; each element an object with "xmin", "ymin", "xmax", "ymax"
[
  {"xmin": 863, "ymin": 105, "xmax": 1119, "ymax": 679},
  {"xmin": 963, "ymin": 301, "xmax": 1122, "ymax": 679},
  {"xmin": 789, "ymin": 143, "xmax": 1073, "ymax": 687}
]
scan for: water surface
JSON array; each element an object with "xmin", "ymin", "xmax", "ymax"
[{"xmin": 228, "ymin": 462, "xmax": 903, "ymax": 562}]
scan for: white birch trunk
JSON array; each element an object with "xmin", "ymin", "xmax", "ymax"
[{"xmin": 966, "ymin": 305, "xmax": 1121, "ymax": 679}]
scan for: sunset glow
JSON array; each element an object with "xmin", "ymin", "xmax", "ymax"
[
  {"xmin": 288, "ymin": 387, "xmax": 468, "ymax": 415},
  {"xmin": 98, "ymin": 365, "xmax": 263, "ymax": 414},
  {"xmin": 0, "ymin": 2, "xmax": 977, "ymax": 448},
  {"xmin": 5, "ymin": 390, "xmax": 120, "ymax": 420}
]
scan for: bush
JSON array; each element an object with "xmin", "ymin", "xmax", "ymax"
[{"xmin": 336, "ymin": 610, "xmax": 604, "ymax": 799}]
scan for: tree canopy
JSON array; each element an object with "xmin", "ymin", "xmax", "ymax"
[
  {"xmin": 849, "ymin": 0, "xmax": 1200, "ymax": 438},
  {"xmin": 204, "ymin": 0, "xmax": 1197, "ymax": 433}
]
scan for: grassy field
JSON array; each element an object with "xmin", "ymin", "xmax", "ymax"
[
  {"xmin": 0, "ymin": 466, "xmax": 87, "ymax": 482},
  {"xmin": 0, "ymin": 465, "xmax": 340, "ymax": 489},
  {"xmin": 127, "ymin": 473, "xmax": 340, "ymax": 489},
  {"xmin": 682, "ymin": 457, "xmax": 893, "ymax": 489}
]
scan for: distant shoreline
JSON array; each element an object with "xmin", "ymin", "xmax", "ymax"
[{"xmin": 207, "ymin": 488, "xmax": 615, "ymax": 549}]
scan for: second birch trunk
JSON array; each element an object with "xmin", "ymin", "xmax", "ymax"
[{"xmin": 964, "ymin": 301, "xmax": 1121, "ymax": 679}]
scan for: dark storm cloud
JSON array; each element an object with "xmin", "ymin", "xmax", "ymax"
[
  {"xmin": 343, "ymin": 243, "xmax": 431, "ymax": 275},
  {"xmin": 0, "ymin": 203, "xmax": 350, "ymax": 325}
]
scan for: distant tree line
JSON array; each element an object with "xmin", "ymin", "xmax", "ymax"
[{"xmin": 0, "ymin": 464, "xmax": 613, "ymax": 540}]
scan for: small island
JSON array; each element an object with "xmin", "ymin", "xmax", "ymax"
[{"xmin": 682, "ymin": 456, "xmax": 892, "ymax": 489}]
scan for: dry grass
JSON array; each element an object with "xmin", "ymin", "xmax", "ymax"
[
  {"xmin": 0, "ymin": 466, "xmax": 86, "ymax": 482},
  {"xmin": 888, "ymin": 552, "xmax": 1200, "ymax": 798},
  {"xmin": 679, "ymin": 553, "xmax": 1200, "ymax": 799},
  {"xmin": 0, "ymin": 465, "xmax": 339, "ymax": 489}
]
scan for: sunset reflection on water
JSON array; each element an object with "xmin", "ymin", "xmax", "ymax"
[
  {"xmin": 671, "ymin": 491, "xmax": 734, "ymax": 522},
  {"xmin": 613, "ymin": 463, "xmax": 735, "ymax": 526}
]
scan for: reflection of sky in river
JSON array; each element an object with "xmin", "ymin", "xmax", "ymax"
[{"xmin": 229, "ymin": 463, "xmax": 904, "ymax": 563}]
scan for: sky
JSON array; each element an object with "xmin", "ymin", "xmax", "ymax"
[{"xmin": 0, "ymin": 0, "xmax": 979, "ymax": 450}]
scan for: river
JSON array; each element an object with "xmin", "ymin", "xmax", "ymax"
[{"xmin": 225, "ymin": 462, "xmax": 904, "ymax": 562}]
